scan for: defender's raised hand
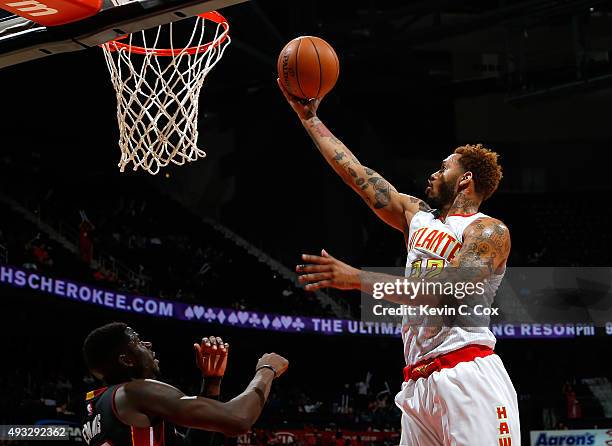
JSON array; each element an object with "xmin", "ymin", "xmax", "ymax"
[
  {"xmin": 296, "ymin": 249, "xmax": 361, "ymax": 291},
  {"xmin": 193, "ymin": 336, "xmax": 229, "ymax": 378}
]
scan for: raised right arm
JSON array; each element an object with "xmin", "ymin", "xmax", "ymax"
[{"xmin": 277, "ymin": 80, "xmax": 430, "ymax": 233}]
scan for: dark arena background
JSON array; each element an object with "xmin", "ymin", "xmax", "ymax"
[{"xmin": 1, "ymin": 0, "xmax": 612, "ymax": 445}]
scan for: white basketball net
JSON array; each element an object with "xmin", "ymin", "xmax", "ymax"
[{"xmin": 101, "ymin": 12, "xmax": 230, "ymax": 175}]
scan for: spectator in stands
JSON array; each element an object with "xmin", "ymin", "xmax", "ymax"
[{"xmin": 563, "ymin": 381, "xmax": 583, "ymax": 420}]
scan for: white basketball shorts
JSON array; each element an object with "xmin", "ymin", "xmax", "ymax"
[{"xmin": 394, "ymin": 354, "xmax": 520, "ymax": 446}]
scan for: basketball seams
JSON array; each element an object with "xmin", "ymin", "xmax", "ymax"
[
  {"xmin": 277, "ymin": 35, "xmax": 338, "ymax": 100},
  {"xmin": 294, "ymin": 38, "xmax": 308, "ymax": 99},
  {"xmin": 309, "ymin": 37, "xmax": 323, "ymax": 98}
]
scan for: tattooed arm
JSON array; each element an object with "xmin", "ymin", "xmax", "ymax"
[
  {"xmin": 450, "ymin": 217, "xmax": 511, "ymax": 274},
  {"xmin": 277, "ymin": 79, "xmax": 429, "ymax": 233}
]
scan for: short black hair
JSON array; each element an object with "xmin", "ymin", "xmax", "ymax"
[{"xmin": 83, "ymin": 322, "xmax": 130, "ymax": 381}]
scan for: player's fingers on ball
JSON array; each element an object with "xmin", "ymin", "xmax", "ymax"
[{"xmin": 276, "ymin": 79, "xmax": 293, "ymax": 100}]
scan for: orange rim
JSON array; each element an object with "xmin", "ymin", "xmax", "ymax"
[{"xmin": 103, "ymin": 10, "xmax": 229, "ymax": 56}]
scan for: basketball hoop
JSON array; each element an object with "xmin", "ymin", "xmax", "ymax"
[{"xmin": 101, "ymin": 11, "xmax": 230, "ymax": 174}]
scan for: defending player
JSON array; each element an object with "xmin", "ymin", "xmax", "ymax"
[
  {"xmin": 278, "ymin": 80, "xmax": 519, "ymax": 445},
  {"xmin": 81, "ymin": 322, "xmax": 288, "ymax": 445}
]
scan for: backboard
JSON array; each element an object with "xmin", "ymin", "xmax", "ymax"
[{"xmin": 0, "ymin": 0, "xmax": 247, "ymax": 68}]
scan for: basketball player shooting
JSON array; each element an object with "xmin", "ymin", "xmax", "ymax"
[
  {"xmin": 81, "ymin": 322, "xmax": 288, "ymax": 445},
  {"xmin": 278, "ymin": 81, "xmax": 520, "ymax": 445}
]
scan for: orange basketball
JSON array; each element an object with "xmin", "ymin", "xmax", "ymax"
[{"xmin": 277, "ymin": 36, "xmax": 339, "ymax": 100}]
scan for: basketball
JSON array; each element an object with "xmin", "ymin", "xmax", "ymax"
[{"xmin": 277, "ymin": 36, "xmax": 339, "ymax": 100}]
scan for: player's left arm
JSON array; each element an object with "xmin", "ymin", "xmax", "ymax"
[{"xmin": 297, "ymin": 218, "xmax": 510, "ymax": 305}]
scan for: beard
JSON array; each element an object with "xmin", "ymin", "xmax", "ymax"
[{"xmin": 428, "ymin": 179, "xmax": 456, "ymax": 209}]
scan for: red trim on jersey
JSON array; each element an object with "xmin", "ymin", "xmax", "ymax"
[
  {"xmin": 110, "ymin": 385, "xmax": 133, "ymax": 427},
  {"xmin": 447, "ymin": 212, "xmax": 478, "ymax": 218},
  {"xmin": 153, "ymin": 423, "xmax": 164, "ymax": 446},
  {"xmin": 403, "ymin": 344, "xmax": 494, "ymax": 382},
  {"xmin": 85, "ymin": 386, "xmax": 108, "ymax": 400},
  {"xmin": 130, "ymin": 426, "xmax": 151, "ymax": 446},
  {"xmin": 111, "ymin": 385, "xmax": 122, "ymax": 422}
]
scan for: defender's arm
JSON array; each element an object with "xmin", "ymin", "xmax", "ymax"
[{"xmin": 116, "ymin": 355, "xmax": 288, "ymax": 437}]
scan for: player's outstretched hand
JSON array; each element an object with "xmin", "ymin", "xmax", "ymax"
[
  {"xmin": 277, "ymin": 78, "xmax": 323, "ymax": 120},
  {"xmin": 193, "ymin": 336, "xmax": 229, "ymax": 378},
  {"xmin": 296, "ymin": 249, "xmax": 361, "ymax": 291},
  {"xmin": 256, "ymin": 353, "xmax": 289, "ymax": 378}
]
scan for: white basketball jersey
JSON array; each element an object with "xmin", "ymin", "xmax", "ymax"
[{"xmin": 402, "ymin": 210, "xmax": 504, "ymax": 366}]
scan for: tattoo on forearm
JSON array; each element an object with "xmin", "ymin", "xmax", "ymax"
[
  {"xmin": 311, "ymin": 122, "xmax": 342, "ymax": 145},
  {"xmin": 332, "ymin": 150, "xmax": 345, "ymax": 162},
  {"xmin": 331, "ymin": 149, "xmax": 361, "ymax": 181},
  {"xmin": 316, "ymin": 134, "xmax": 397, "ymax": 209},
  {"xmin": 368, "ymin": 176, "xmax": 392, "ymax": 209}
]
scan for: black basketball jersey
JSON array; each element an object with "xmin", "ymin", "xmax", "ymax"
[{"xmin": 81, "ymin": 385, "xmax": 176, "ymax": 446}]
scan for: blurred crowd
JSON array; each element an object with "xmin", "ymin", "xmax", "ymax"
[{"xmin": 0, "ymin": 191, "xmax": 335, "ymax": 317}]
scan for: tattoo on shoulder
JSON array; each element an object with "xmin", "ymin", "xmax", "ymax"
[{"xmin": 457, "ymin": 219, "xmax": 510, "ymax": 273}]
